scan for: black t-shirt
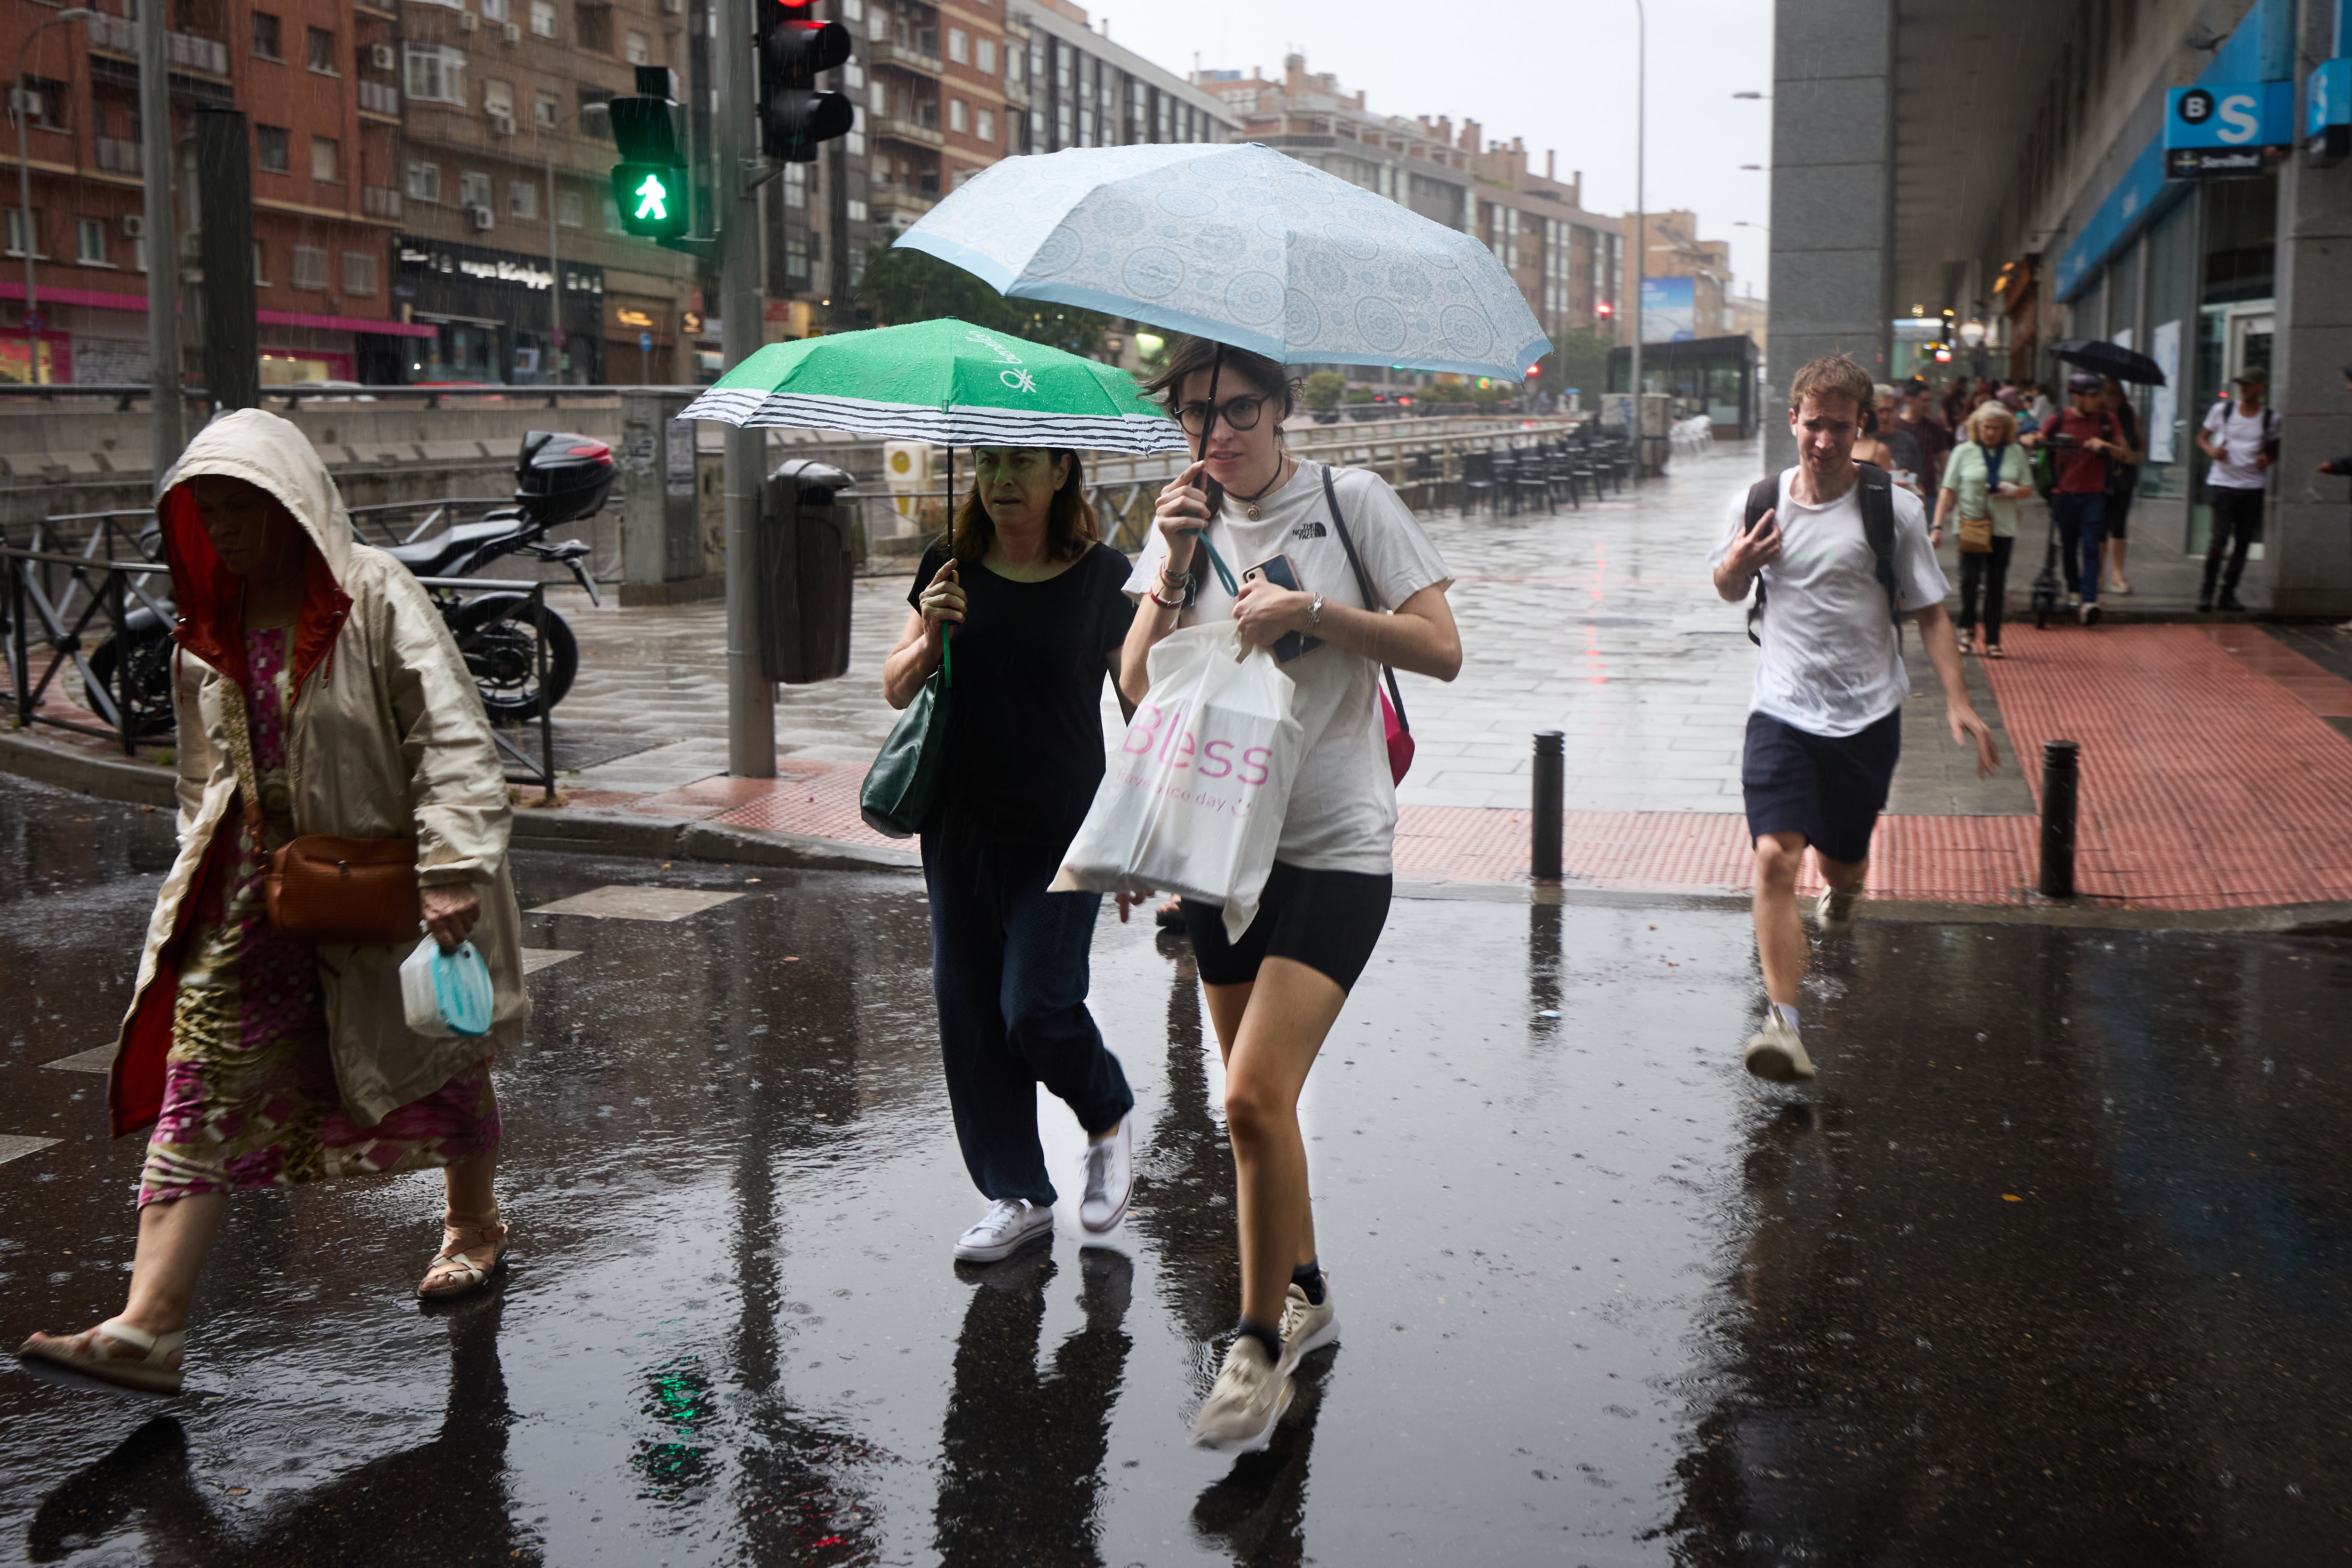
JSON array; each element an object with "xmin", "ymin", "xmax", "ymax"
[{"xmin": 908, "ymin": 539, "xmax": 1135, "ymax": 845}]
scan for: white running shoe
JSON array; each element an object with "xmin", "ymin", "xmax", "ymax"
[
  {"xmin": 1743, "ymin": 1013, "xmax": 1817, "ymax": 1083},
  {"xmin": 953, "ymin": 1198, "xmax": 1053, "ymax": 1263},
  {"xmin": 1079, "ymin": 1118, "xmax": 1133, "ymax": 1234},
  {"xmin": 1278, "ymin": 1277, "xmax": 1339, "ymax": 1374},
  {"xmin": 1189, "ymin": 1335, "xmax": 1292, "ymax": 1451},
  {"xmin": 1815, "ymin": 882, "xmax": 1864, "ymax": 933}
]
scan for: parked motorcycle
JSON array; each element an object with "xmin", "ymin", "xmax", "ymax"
[{"xmin": 88, "ymin": 430, "xmax": 615, "ymax": 732}]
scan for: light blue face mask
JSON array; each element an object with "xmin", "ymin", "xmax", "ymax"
[{"xmin": 401, "ymin": 938, "xmax": 494, "ymax": 1038}]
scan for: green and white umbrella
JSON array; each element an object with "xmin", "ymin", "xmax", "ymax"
[{"xmin": 676, "ymin": 316, "xmax": 1187, "ymax": 454}]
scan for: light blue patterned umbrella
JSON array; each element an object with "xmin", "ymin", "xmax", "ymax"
[{"xmin": 893, "ymin": 143, "xmax": 1552, "ymax": 382}]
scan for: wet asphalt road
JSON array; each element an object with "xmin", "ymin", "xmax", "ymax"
[{"xmin": 3, "ymin": 772, "xmax": 2351, "ymax": 1566}]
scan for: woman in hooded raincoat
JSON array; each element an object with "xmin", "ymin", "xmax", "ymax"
[{"xmin": 15, "ymin": 408, "xmax": 529, "ymax": 1398}]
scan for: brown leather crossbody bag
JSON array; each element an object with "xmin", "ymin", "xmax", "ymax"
[{"xmin": 222, "ymin": 677, "xmax": 421, "ymax": 946}]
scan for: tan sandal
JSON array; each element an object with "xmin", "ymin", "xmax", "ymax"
[
  {"xmin": 417, "ymin": 1217, "xmax": 510, "ymax": 1302},
  {"xmin": 16, "ymin": 1318, "xmax": 185, "ymax": 1396}
]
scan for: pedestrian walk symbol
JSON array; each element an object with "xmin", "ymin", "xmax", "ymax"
[
  {"xmin": 611, "ymin": 160, "xmax": 689, "ymax": 239},
  {"xmin": 633, "ymin": 174, "xmax": 669, "ymax": 223}
]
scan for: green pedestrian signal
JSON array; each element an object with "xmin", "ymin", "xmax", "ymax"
[
  {"xmin": 611, "ymin": 163, "xmax": 688, "ymax": 238},
  {"xmin": 608, "ymin": 85, "xmax": 689, "ymax": 239}
]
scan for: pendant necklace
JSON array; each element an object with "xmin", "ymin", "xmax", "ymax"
[{"xmin": 1232, "ymin": 459, "xmax": 1290, "ymax": 521}]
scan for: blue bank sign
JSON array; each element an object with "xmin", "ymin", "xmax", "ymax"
[{"xmin": 2164, "ymin": 82, "xmax": 2294, "ymax": 177}]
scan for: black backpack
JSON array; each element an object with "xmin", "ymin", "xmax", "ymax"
[{"xmin": 1742, "ymin": 464, "xmax": 1900, "ymax": 647}]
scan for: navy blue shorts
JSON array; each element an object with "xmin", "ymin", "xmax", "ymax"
[{"xmin": 1741, "ymin": 710, "xmax": 1901, "ymax": 866}]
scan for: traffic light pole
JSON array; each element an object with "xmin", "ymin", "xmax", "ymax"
[{"xmin": 717, "ymin": 0, "xmax": 775, "ymax": 777}]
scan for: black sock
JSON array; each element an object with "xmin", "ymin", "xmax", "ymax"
[
  {"xmin": 1290, "ymin": 1259, "xmax": 1325, "ymax": 1306},
  {"xmin": 1235, "ymin": 1318, "xmax": 1282, "ymax": 1365}
]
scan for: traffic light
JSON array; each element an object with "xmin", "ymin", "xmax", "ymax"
[
  {"xmin": 609, "ymin": 88, "xmax": 689, "ymax": 239},
  {"xmin": 757, "ymin": 0, "xmax": 853, "ymax": 163}
]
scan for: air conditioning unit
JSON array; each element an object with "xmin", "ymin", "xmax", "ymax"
[
  {"xmin": 500, "ymin": 21, "xmax": 520, "ymax": 41},
  {"xmin": 120, "ymin": 214, "xmax": 145, "ymax": 239},
  {"xmin": 488, "ymin": 110, "xmax": 515, "ymax": 135},
  {"xmin": 659, "ymin": 0, "xmax": 681, "ymax": 14},
  {"xmin": 457, "ymin": 9, "xmax": 478, "ymax": 29},
  {"xmin": 467, "ymin": 204, "xmax": 494, "ymax": 230},
  {"xmin": 368, "ymin": 43, "xmax": 395, "ymax": 69}
]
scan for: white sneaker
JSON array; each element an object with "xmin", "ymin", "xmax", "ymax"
[
  {"xmin": 1743, "ymin": 1013, "xmax": 1816, "ymax": 1083},
  {"xmin": 1814, "ymin": 882, "xmax": 1863, "ymax": 933},
  {"xmin": 1189, "ymin": 1335, "xmax": 1292, "ymax": 1451},
  {"xmin": 1079, "ymin": 1118, "xmax": 1133, "ymax": 1234},
  {"xmin": 953, "ymin": 1198, "xmax": 1053, "ymax": 1263},
  {"xmin": 1278, "ymin": 1277, "xmax": 1339, "ymax": 1373}
]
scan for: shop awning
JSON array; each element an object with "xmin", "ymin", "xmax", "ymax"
[{"xmin": 0, "ymin": 281, "xmax": 436, "ymax": 338}]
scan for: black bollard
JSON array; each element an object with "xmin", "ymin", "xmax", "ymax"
[
  {"xmin": 1532, "ymin": 731, "xmax": 1564, "ymax": 883},
  {"xmin": 2039, "ymin": 740, "xmax": 2080, "ymax": 899}
]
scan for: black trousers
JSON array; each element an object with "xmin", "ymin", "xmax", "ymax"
[
  {"xmin": 2204, "ymin": 485, "xmax": 2265, "ymax": 598},
  {"xmin": 922, "ymin": 826, "xmax": 1133, "ymax": 1207},
  {"xmin": 1957, "ymin": 533, "xmax": 2014, "ymax": 644}
]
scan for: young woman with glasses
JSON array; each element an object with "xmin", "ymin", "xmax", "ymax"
[{"xmin": 1124, "ymin": 337, "xmax": 1463, "ymax": 1450}]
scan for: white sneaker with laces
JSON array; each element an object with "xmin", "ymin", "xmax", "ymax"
[
  {"xmin": 1079, "ymin": 1117, "xmax": 1133, "ymax": 1233},
  {"xmin": 1278, "ymin": 1277, "xmax": 1339, "ymax": 1373},
  {"xmin": 1815, "ymin": 882, "xmax": 1864, "ymax": 933},
  {"xmin": 1743, "ymin": 1012, "xmax": 1817, "ymax": 1083},
  {"xmin": 953, "ymin": 1198, "xmax": 1053, "ymax": 1263},
  {"xmin": 1189, "ymin": 1335, "xmax": 1292, "ymax": 1451}
]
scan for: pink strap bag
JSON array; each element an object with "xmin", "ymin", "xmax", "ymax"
[{"xmin": 1319, "ymin": 465, "xmax": 1415, "ymax": 785}]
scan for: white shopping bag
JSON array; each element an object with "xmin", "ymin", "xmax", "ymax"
[{"xmin": 1053, "ymin": 623, "xmax": 1304, "ymax": 942}]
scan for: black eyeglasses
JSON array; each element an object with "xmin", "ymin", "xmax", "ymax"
[{"xmin": 1174, "ymin": 395, "xmax": 1268, "ymax": 434}]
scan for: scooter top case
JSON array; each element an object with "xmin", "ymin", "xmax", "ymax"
[{"xmin": 513, "ymin": 431, "xmax": 615, "ymax": 525}]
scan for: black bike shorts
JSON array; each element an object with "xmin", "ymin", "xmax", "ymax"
[{"xmin": 1181, "ymin": 861, "xmax": 1393, "ymax": 993}]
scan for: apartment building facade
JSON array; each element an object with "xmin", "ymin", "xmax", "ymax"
[{"xmin": 3, "ymin": 0, "xmax": 424, "ymax": 385}]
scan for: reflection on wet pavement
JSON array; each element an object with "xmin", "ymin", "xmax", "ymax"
[{"xmin": 5, "ymin": 773, "xmax": 2352, "ymax": 1563}]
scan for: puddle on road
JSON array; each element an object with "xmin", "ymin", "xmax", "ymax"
[{"xmin": 4, "ymin": 774, "xmax": 2351, "ymax": 1563}]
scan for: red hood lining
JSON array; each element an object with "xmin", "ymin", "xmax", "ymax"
[{"xmin": 160, "ymin": 481, "xmax": 351, "ymax": 692}]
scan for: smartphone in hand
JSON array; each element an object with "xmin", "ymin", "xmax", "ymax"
[{"xmin": 1240, "ymin": 553, "xmax": 1320, "ymax": 664}]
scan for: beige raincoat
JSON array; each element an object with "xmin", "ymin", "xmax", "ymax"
[{"xmin": 109, "ymin": 408, "xmax": 528, "ymax": 1138}]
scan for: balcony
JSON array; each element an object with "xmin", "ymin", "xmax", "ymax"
[
  {"xmin": 869, "ymin": 184, "xmax": 936, "ymax": 224},
  {"xmin": 86, "ymin": 13, "xmax": 230, "ymax": 77},
  {"xmin": 96, "ymin": 136, "xmax": 143, "ymax": 174},
  {"xmin": 873, "ymin": 113, "xmax": 943, "ymax": 149},
  {"xmin": 355, "ymin": 0, "xmax": 398, "ymax": 15},
  {"xmin": 862, "ymin": 37, "xmax": 941, "ymax": 75},
  {"xmin": 363, "ymin": 186, "xmax": 403, "ymax": 219},
  {"xmin": 358, "ymin": 79, "xmax": 400, "ymax": 118},
  {"xmin": 1001, "ymin": 75, "xmax": 1030, "ymax": 107}
]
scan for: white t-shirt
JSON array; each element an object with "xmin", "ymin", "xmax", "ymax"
[
  {"xmin": 1126, "ymin": 463, "xmax": 1452, "ymax": 876},
  {"xmin": 2201, "ymin": 400, "xmax": 2274, "ymax": 490},
  {"xmin": 1707, "ymin": 469, "xmax": 1950, "ymax": 738}
]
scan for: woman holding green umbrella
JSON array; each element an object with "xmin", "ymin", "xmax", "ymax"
[{"xmin": 882, "ymin": 445, "xmax": 1141, "ymax": 1265}]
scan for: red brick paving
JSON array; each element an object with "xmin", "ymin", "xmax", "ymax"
[{"xmin": 648, "ymin": 626, "xmax": 2352, "ymax": 909}]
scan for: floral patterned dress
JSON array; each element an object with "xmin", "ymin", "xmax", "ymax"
[{"xmin": 138, "ymin": 624, "xmax": 501, "ymax": 1206}]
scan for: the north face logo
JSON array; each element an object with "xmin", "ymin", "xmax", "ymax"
[{"xmin": 1292, "ymin": 520, "xmax": 1327, "ymax": 539}]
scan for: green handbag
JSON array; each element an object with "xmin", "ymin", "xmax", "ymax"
[{"xmin": 860, "ymin": 635, "xmax": 953, "ymax": 838}]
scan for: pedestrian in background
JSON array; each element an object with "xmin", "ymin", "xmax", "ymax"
[
  {"xmin": 1933, "ymin": 403, "xmax": 2034, "ymax": 657},
  {"xmin": 2318, "ymin": 362, "xmax": 2352, "ymax": 635},
  {"xmin": 1898, "ymin": 379, "xmax": 1954, "ymax": 490},
  {"xmin": 16, "ymin": 409, "xmax": 527, "ymax": 1398},
  {"xmin": 2040, "ymin": 373, "xmax": 2125, "ymax": 624},
  {"xmin": 2098, "ymin": 375, "xmax": 2145, "ymax": 595},
  {"xmin": 1128, "ymin": 335, "xmax": 1462, "ymax": 1451},
  {"xmin": 1871, "ymin": 384, "xmax": 1926, "ymax": 503},
  {"xmin": 884, "ymin": 446, "xmax": 1140, "ymax": 1265},
  {"xmin": 2197, "ymin": 368, "xmax": 2277, "ymax": 614},
  {"xmin": 1710, "ymin": 355, "xmax": 1997, "ymax": 1085}
]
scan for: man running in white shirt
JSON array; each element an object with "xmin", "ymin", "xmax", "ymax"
[{"xmin": 1708, "ymin": 354, "xmax": 2002, "ymax": 1082}]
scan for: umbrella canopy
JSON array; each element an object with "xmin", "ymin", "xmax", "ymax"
[
  {"xmin": 893, "ymin": 143, "xmax": 1552, "ymax": 382},
  {"xmin": 2050, "ymin": 338, "xmax": 2167, "ymax": 387},
  {"xmin": 676, "ymin": 316, "xmax": 1188, "ymax": 453}
]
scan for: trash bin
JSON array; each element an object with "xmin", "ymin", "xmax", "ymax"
[{"xmin": 755, "ymin": 458, "xmax": 855, "ymax": 685}]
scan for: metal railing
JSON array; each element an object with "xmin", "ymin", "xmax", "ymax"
[{"xmin": 4, "ymin": 513, "xmax": 173, "ymax": 755}]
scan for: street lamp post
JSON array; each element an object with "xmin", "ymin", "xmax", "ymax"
[
  {"xmin": 534, "ymin": 101, "xmax": 606, "ymax": 385},
  {"xmin": 1628, "ymin": 0, "xmax": 1644, "ymax": 457},
  {"xmin": 14, "ymin": 8, "xmax": 96, "ymax": 374}
]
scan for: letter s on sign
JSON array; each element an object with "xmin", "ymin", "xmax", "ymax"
[
  {"xmin": 2217, "ymin": 92, "xmax": 2258, "ymax": 144},
  {"xmin": 1237, "ymin": 746, "xmax": 1271, "ymax": 787},
  {"xmin": 1199, "ymin": 738, "xmax": 1234, "ymax": 779}
]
